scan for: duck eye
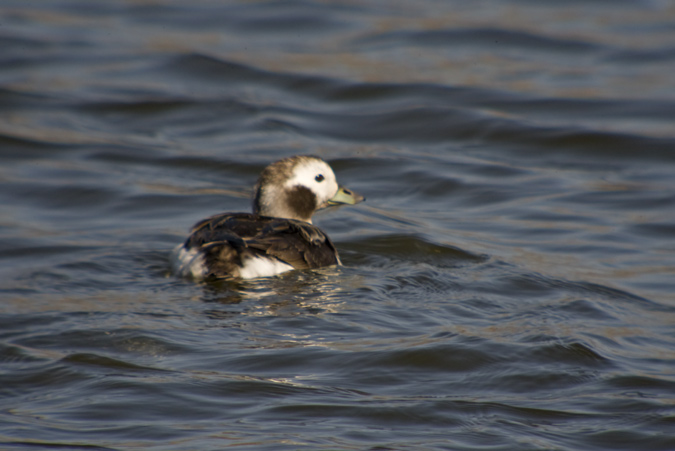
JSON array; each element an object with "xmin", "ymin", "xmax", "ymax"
[{"xmin": 315, "ymin": 174, "xmax": 325, "ymax": 182}]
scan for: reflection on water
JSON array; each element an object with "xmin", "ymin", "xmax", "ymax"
[
  {"xmin": 201, "ymin": 267, "xmax": 353, "ymax": 314},
  {"xmin": 1, "ymin": 0, "xmax": 675, "ymax": 450}
]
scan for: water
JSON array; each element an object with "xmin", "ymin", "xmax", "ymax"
[{"xmin": 2, "ymin": 1, "xmax": 675, "ymax": 449}]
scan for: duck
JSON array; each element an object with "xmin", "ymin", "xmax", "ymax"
[{"xmin": 172, "ymin": 155, "xmax": 364, "ymax": 280}]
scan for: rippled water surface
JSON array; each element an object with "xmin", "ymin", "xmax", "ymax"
[{"xmin": 2, "ymin": 1, "xmax": 675, "ymax": 450}]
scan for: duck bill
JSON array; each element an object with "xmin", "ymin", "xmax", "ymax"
[{"xmin": 327, "ymin": 186, "xmax": 365, "ymax": 206}]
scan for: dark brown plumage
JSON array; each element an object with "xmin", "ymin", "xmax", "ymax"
[{"xmin": 186, "ymin": 213, "xmax": 339, "ymax": 279}]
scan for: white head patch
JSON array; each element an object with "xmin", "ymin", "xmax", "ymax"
[{"xmin": 285, "ymin": 159, "xmax": 339, "ymax": 206}]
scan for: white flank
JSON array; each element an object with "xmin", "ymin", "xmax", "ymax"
[
  {"xmin": 171, "ymin": 245, "xmax": 207, "ymax": 280},
  {"xmin": 171, "ymin": 244, "xmax": 294, "ymax": 280},
  {"xmin": 238, "ymin": 256, "xmax": 294, "ymax": 279}
]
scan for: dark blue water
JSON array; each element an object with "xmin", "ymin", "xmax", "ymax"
[{"xmin": 2, "ymin": 1, "xmax": 675, "ymax": 450}]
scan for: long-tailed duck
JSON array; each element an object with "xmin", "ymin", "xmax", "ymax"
[{"xmin": 172, "ymin": 155, "xmax": 364, "ymax": 280}]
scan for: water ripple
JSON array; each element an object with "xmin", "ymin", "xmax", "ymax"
[{"xmin": 2, "ymin": 1, "xmax": 675, "ymax": 449}]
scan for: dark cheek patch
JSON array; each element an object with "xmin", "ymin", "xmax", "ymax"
[{"xmin": 286, "ymin": 185, "xmax": 317, "ymax": 220}]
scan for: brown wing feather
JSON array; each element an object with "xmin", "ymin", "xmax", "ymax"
[{"xmin": 182, "ymin": 213, "xmax": 340, "ymax": 278}]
